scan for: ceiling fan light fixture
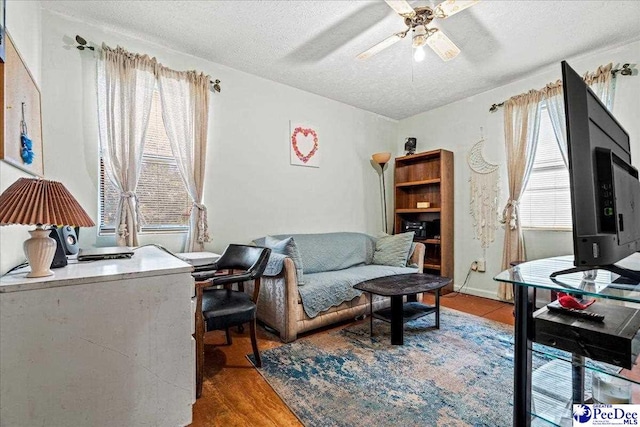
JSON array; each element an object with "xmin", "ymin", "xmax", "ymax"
[
  {"xmin": 413, "ymin": 45, "xmax": 426, "ymax": 62},
  {"xmin": 412, "ymin": 25, "xmax": 427, "ymax": 48}
]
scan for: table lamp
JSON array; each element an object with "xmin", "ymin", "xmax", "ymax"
[
  {"xmin": 0, "ymin": 178, "xmax": 95, "ymax": 278},
  {"xmin": 371, "ymin": 152, "xmax": 391, "ymax": 233}
]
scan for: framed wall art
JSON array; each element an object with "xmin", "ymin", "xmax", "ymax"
[
  {"xmin": 0, "ymin": 0, "xmax": 5, "ymax": 63},
  {"xmin": 289, "ymin": 121, "xmax": 320, "ymax": 168},
  {"xmin": 1, "ymin": 31, "xmax": 44, "ymax": 177}
]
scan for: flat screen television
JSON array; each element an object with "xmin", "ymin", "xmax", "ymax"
[{"xmin": 550, "ymin": 61, "xmax": 640, "ymax": 281}]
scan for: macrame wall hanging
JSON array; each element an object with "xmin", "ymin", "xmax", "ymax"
[{"xmin": 468, "ymin": 129, "xmax": 500, "ymax": 249}]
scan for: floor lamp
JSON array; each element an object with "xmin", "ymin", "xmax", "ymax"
[{"xmin": 372, "ymin": 152, "xmax": 391, "ymax": 233}]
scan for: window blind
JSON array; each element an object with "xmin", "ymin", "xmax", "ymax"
[
  {"xmin": 520, "ymin": 108, "xmax": 573, "ymax": 229},
  {"xmin": 99, "ymin": 90, "xmax": 191, "ymax": 233}
]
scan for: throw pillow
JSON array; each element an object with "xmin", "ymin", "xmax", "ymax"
[
  {"xmin": 372, "ymin": 232, "xmax": 415, "ymax": 267},
  {"xmin": 265, "ymin": 236, "xmax": 305, "ymax": 285}
]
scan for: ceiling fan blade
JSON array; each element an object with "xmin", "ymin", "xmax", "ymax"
[
  {"xmin": 435, "ymin": 0, "xmax": 479, "ymax": 18},
  {"xmin": 385, "ymin": 0, "xmax": 416, "ymax": 17},
  {"xmin": 357, "ymin": 33, "xmax": 404, "ymax": 60},
  {"xmin": 426, "ymin": 28, "xmax": 460, "ymax": 61}
]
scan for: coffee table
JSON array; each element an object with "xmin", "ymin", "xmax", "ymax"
[{"xmin": 354, "ymin": 273, "xmax": 452, "ymax": 345}]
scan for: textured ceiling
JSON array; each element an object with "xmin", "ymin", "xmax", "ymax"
[{"xmin": 42, "ymin": 1, "xmax": 640, "ymax": 120}]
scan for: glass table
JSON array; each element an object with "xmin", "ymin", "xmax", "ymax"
[{"xmin": 494, "ymin": 253, "xmax": 640, "ymax": 426}]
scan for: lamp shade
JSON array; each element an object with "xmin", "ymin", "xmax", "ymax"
[
  {"xmin": 372, "ymin": 152, "xmax": 391, "ymax": 166},
  {"xmin": 0, "ymin": 178, "xmax": 95, "ymax": 227}
]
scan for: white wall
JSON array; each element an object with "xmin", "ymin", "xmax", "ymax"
[
  {"xmin": 0, "ymin": 1, "xmax": 42, "ymax": 274},
  {"xmin": 4, "ymin": 7, "xmax": 638, "ymax": 287},
  {"xmin": 0, "ymin": 10, "xmax": 397, "ymax": 272},
  {"xmin": 397, "ymin": 40, "xmax": 640, "ymax": 299}
]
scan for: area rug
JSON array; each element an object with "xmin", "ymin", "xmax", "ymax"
[{"xmin": 250, "ymin": 307, "xmax": 611, "ymax": 427}]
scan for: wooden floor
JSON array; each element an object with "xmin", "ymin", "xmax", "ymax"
[{"xmin": 190, "ymin": 293, "xmax": 514, "ymax": 427}]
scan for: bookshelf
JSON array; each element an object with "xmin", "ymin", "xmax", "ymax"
[{"xmin": 394, "ymin": 149, "xmax": 454, "ymax": 289}]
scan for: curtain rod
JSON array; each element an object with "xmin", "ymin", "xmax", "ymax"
[
  {"xmin": 488, "ymin": 63, "xmax": 634, "ymax": 113},
  {"xmin": 75, "ymin": 35, "xmax": 221, "ymax": 93}
]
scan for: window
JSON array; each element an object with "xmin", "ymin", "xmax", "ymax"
[
  {"xmin": 99, "ymin": 90, "xmax": 192, "ymax": 233},
  {"xmin": 519, "ymin": 107, "xmax": 572, "ymax": 229}
]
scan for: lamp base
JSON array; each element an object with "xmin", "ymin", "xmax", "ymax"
[{"xmin": 24, "ymin": 227, "xmax": 56, "ymax": 278}]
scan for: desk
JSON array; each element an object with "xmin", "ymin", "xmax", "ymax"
[
  {"xmin": 495, "ymin": 254, "xmax": 640, "ymax": 427},
  {"xmin": 0, "ymin": 246, "xmax": 195, "ymax": 427}
]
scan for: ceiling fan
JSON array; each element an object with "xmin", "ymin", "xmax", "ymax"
[{"xmin": 357, "ymin": 0, "xmax": 478, "ymax": 62}]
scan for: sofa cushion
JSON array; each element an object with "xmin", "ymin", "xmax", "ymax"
[
  {"xmin": 298, "ymin": 264, "xmax": 418, "ymax": 318},
  {"xmin": 277, "ymin": 232, "xmax": 376, "ymax": 274},
  {"xmin": 265, "ymin": 236, "xmax": 305, "ymax": 285},
  {"xmin": 255, "ymin": 232, "xmax": 376, "ymax": 274},
  {"xmin": 372, "ymin": 232, "xmax": 415, "ymax": 267}
]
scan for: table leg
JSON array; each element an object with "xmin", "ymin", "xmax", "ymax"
[
  {"xmin": 390, "ymin": 295, "xmax": 403, "ymax": 345},
  {"xmin": 572, "ymin": 354, "xmax": 585, "ymax": 404},
  {"xmin": 435, "ymin": 288, "xmax": 440, "ymax": 329},
  {"xmin": 513, "ymin": 285, "xmax": 534, "ymax": 427},
  {"xmin": 369, "ymin": 292, "xmax": 373, "ymax": 338}
]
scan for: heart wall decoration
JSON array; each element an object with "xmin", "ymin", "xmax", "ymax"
[{"xmin": 290, "ymin": 121, "xmax": 320, "ymax": 168}]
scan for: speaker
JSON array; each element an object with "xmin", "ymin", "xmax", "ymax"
[
  {"xmin": 425, "ymin": 219, "xmax": 441, "ymax": 239},
  {"xmin": 59, "ymin": 225, "xmax": 79, "ymax": 255},
  {"xmin": 404, "ymin": 137, "xmax": 417, "ymax": 155},
  {"xmin": 49, "ymin": 227, "xmax": 68, "ymax": 269}
]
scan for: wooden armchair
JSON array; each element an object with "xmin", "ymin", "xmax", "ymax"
[{"xmin": 192, "ymin": 244, "xmax": 271, "ymax": 398}]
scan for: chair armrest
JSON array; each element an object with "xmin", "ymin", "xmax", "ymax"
[{"xmin": 411, "ymin": 243, "xmax": 426, "ymax": 273}]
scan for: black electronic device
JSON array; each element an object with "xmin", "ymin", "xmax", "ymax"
[
  {"xmin": 534, "ymin": 302, "xmax": 640, "ymax": 369},
  {"xmin": 426, "ymin": 219, "xmax": 440, "ymax": 239},
  {"xmin": 77, "ymin": 247, "xmax": 134, "ymax": 261},
  {"xmin": 551, "ymin": 61, "xmax": 640, "ymax": 281},
  {"xmin": 404, "ymin": 137, "xmax": 417, "ymax": 155},
  {"xmin": 49, "ymin": 227, "xmax": 68, "ymax": 269},
  {"xmin": 403, "ymin": 220, "xmax": 427, "ymax": 238},
  {"xmin": 58, "ymin": 225, "xmax": 80, "ymax": 255},
  {"xmin": 48, "ymin": 226, "xmax": 80, "ymax": 268}
]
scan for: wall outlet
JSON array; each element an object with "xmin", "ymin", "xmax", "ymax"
[
  {"xmin": 477, "ymin": 257, "xmax": 486, "ymax": 272},
  {"xmin": 471, "ymin": 261, "xmax": 478, "ymax": 271}
]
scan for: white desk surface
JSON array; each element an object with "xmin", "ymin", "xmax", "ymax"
[{"xmin": 0, "ymin": 246, "xmax": 193, "ymax": 293}]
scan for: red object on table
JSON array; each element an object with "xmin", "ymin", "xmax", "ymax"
[{"xmin": 557, "ymin": 292, "xmax": 595, "ymax": 310}]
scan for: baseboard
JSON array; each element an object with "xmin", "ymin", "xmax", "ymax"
[{"xmin": 452, "ymin": 285, "xmax": 505, "ymax": 301}]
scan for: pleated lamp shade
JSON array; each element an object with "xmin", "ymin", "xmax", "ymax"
[
  {"xmin": 0, "ymin": 178, "xmax": 94, "ymax": 278},
  {"xmin": 0, "ymin": 178, "xmax": 94, "ymax": 227}
]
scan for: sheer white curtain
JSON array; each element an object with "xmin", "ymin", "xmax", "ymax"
[
  {"xmin": 97, "ymin": 46, "xmax": 157, "ymax": 246},
  {"xmin": 157, "ymin": 67, "xmax": 211, "ymax": 251},
  {"xmin": 543, "ymin": 63, "xmax": 616, "ymax": 167},
  {"xmin": 585, "ymin": 63, "xmax": 616, "ymax": 110},
  {"xmin": 499, "ymin": 90, "xmax": 543, "ymax": 301}
]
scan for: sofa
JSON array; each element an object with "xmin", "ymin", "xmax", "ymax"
[{"xmin": 246, "ymin": 232, "xmax": 425, "ymax": 342}]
